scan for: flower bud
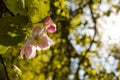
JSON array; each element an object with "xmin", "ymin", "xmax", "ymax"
[
  {"xmin": 43, "ymin": 16, "xmax": 52, "ymax": 25},
  {"xmin": 45, "ymin": 23, "xmax": 57, "ymax": 33}
]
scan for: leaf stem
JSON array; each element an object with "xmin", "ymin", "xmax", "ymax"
[{"xmin": 0, "ymin": 55, "xmax": 10, "ymax": 80}]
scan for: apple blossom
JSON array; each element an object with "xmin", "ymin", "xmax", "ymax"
[{"xmin": 20, "ymin": 16, "xmax": 56, "ymax": 59}]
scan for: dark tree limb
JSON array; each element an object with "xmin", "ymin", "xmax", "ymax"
[{"xmin": 0, "ymin": 55, "xmax": 10, "ymax": 80}]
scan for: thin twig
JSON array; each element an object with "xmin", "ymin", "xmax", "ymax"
[
  {"xmin": 74, "ymin": 0, "xmax": 97, "ymax": 79},
  {"xmin": 0, "ymin": 55, "xmax": 10, "ymax": 80}
]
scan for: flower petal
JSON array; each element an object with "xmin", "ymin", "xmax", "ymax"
[
  {"xmin": 25, "ymin": 44, "xmax": 37, "ymax": 59},
  {"xmin": 37, "ymin": 34, "xmax": 54, "ymax": 50},
  {"xmin": 32, "ymin": 26, "xmax": 42, "ymax": 36},
  {"xmin": 20, "ymin": 46, "xmax": 26, "ymax": 59},
  {"xmin": 20, "ymin": 43, "xmax": 37, "ymax": 59},
  {"xmin": 45, "ymin": 23, "xmax": 57, "ymax": 33}
]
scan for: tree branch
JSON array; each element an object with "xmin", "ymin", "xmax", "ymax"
[
  {"xmin": 74, "ymin": 0, "xmax": 97, "ymax": 79},
  {"xmin": 0, "ymin": 55, "xmax": 10, "ymax": 80}
]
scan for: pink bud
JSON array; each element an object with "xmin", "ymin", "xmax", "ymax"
[
  {"xmin": 45, "ymin": 23, "xmax": 57, "ymax": 33},
  {"xmin": 43, "ymin": 16, "xmax": 52, "ymax": 25}
]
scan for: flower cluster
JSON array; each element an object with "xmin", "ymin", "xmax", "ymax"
[{"xmin": 20, "ymin": 16, "xmax": 56, "ymax": 59}]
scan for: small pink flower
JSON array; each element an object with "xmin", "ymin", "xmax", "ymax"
[
  {"xmin": 20, "ymin": 26, "xmax": 54, "ymax": 59},
  {"xmin": 45, "ymin": 23, "xmax": 57, "ymax": 33}
]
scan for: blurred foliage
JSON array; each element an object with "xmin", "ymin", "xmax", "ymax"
[{"xmin": 0, "ymin": 0, "xmax": 120, "ymax": 80}]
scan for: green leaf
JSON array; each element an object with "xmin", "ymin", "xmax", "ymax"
[
  {"xmin": 0, "ymin": 16, "xmax": 28, "ymax": 46},
  {"xmin": 25, "ymin": 0, "xmax": 50, "ymax": 23},
  {"xmin": 38, "ymin": 74, "xmax": 45, "ymax": 80},
  {"xmin": 22, "ymin": 71, "xmax": 34, "ymax": 80},
  {"xmin": 4, "ymin": 0, "xmax": 26, "ymax": 15},
  {"xmin": 4, "ymin": 0, "xmax": 50, "ymax": 23},
  {"xmin": 0, "ymin": 45, "xmax": 10, "ymax": 54}
]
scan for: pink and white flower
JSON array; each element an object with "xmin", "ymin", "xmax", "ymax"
[{"xmin": 20, "ymin": 16, "xmax": 56, "ymax": 59}]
